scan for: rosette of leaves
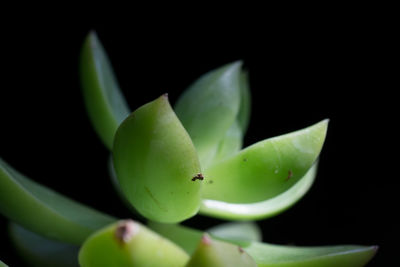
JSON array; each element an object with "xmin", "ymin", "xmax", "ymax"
[{"xmin": 0, "ymin": 31, "xmax": 377, "ymax": 266}]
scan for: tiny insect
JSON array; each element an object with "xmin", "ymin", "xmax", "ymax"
[{"xmin": 192, "ymin": 173, "xmax": 204, "ymax": 181}]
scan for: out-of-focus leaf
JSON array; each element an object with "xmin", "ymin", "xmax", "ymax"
[
  {"xmin": 9, "ymin": 223, "xmax": 79, "ymax": 267},
  {"xmin": 185, "ymin": 234, "xmax": 257, "ymax": 267},
  {"xmin": 80, "ymin": 31, "xmax": 130, "ymax": 149},
  {"xmin": 0, "ymin": 158, "xmax": 116, "ymax": 245},
  {"xmin": 207, "ymin": 222, "xmax": 262, "ymax": 243},
  {"xmin": 149, "ymin": 223, "xmax": 377, "ymax": 267},
  {"xmin": 79, "ymin": 220, "xmax": 189, "ymax": 267},
  {"xmin": 237, "ymin": 70, "xmax": 251, "ymax": 134}
]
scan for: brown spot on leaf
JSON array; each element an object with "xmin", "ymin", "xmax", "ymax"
[
  {"xmin": 115, "ymin": 220, "xmax": 137, "ymax": 244},
  {"xmin": 238, "ymin": 246, "xmax": 244, "ymax": 253},
  {"xmin": 286, "ymin": 170, "xmax": 293, "ymax": 181},
  {"xmin": 192, "ymin": 173, "xmax": 204, "ymax": 181},
  {"xmin": 201, "ymin": 234, "xmax": 212, "ymax": 245}
]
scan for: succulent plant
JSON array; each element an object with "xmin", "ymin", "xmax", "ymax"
[{"xmin": 0, "ymin": 31, "xmax": 378, "ymax": 266}]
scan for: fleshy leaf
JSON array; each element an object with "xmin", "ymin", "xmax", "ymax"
[
  {"xmin": 185, "ymin": 234, "xmax": 257, "ymax": 267},
  {"xmin": 214, "ymin": 120, "xmax": 243, "ymax": 163},
  {"xmin": 0, "ymin": 158, "xmax": 116, "ymax": 245},
  {"xmin": 9, "ymin": 223, "xmax": 79, "ymax": 267},
  {"xmin": 0, "ymin": 260, "xmax": 8, "ymax": 267},
  {"xmin": 202, "ymin": 120, "xmax": 328, "ymax": 204},
  {"xmin": 80, "ymin": 31, "xmax": 130, "ymax": 149},
  {"xmin": 79, "ymin": 220, "xmax": 189, "ymax": 267},
  {"xmin": 174, "ymin": 61, "xmax": 242, "ymax": 168},
  {"xmin": 148, "ymin": 222, "xmax": 203, "ymax": 255},
  {"xmin": 113, "ymin": 95, "xmax": 202, "ymax": 223},
  {"xmin": 200, "ymin": 163, "xmax": 317, "ymax": 220},
  {"xmin": 149, "ymin": 223, "xmax": 377, "ymax": 267},
  {"xmin": 207, "ymin": 222, "xmax": 262, "ymax": 243},
  {"xmin": 237, "ymin": 70, "xmax": 251, "ymax": 134},
  {"xmin": 242, "ymin": 242, "xmax": 377, "ymax": 267}
]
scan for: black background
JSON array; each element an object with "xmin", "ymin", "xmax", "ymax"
[{"xmin": 0, "ymin": 12, "xmax": 396, "ymax": 266}]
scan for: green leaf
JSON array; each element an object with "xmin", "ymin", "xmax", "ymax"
[
  {"xmin": 202, "ymin": 120, "xmax": 328, "ymax": 203},
  {"xmin": 242, "ymin": 242, "xmax": 377, "ymax": 267},
  {"xmin": 113, "ymin": 95, "xmax": 202, "ymax": 223},
  {"xmin": 0, "ymin": 260, "xmax": 8, "ymax": 267},
  {"xmin": 200, "ymin": 163, "xmax": 317, "ymax": 220},
  {"xmin": 214, "ymin": 120, "xmax": 243, "ymax": 163},
  {"xmin": 148, "ymin": 222, "xmax": 203, "ymax": 255},
  {"xmin": 0, "ymin": 158, "xmax": 116, "ymax": 245},
  {"xmin": 9, "ymin": 223, "xmax": 79, "ymax": 267},
  {"xmin": 149, "ymin": 223, "xmax": 377, "ymax": 267},
  {"xmin": 237, "ymin": 70, "xmax": 251, "ymax": 134},
  {"xmin": 207, "ymin": 222, "xmax": 262, "ymax": 243},
  {"xmin": 175, "ymin": 61, "xmax": 242, "ymax": 168},
  {"xmin": 79, "ymin": 220, "xmax": 189, "ymax": 267},
  {"xmin": 80, "ymin": 31, "xmax": 130, "ymax": 149},
  {"xmin": 185, "ymin": 234, "xmax": 257, "ymax": 267}
]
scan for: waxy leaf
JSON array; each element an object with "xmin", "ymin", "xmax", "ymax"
[
  {"xmin": 80, "ymin": 31, "xmax": 130, "ymax": 149},
  {"xmin": 207, "ymin": 222, "xmax": 262, "ymax": 243},
  {"xmin": 113, "ymin": 95, "xmax": 202, "ymax": 223},
  {"xmin": 175, "ymin": 61, "xmax": 242, "ymax": 168},
  {"xmin": 202, "ymin": 120, "xmax": 328, "ymax": 203},
  {"xmin": 0, "ymin": 260, "xmax": 8, "ymax": 267},
  {"xmin": 9, "ymin": 223, "xmax": 79, "ymax": 267},
  {"xmin": 186, "ymin": 234, "xmax": 257, "ymax": 267},
  {"xmin": 149, "ymin": 223, "xmax": 377, "ymax": 267},
  {"xmin": 242, "ymin": 242, "xmax": 377, "ymax": 267},
  {"xmin": 200, "ymin": 163, "xmax": 317, "ymax": 220},
  {"xmin": 0, "ymin": 158, "xmax": 116, "ymax": 245},
  {"xmin": 237, "ymin": 70, "xmax": 251, "ymax": 134},
  {"xmin": 214, "ymin": 120, "xmax": 243, "ymax": 163},
  {"xmin": 79, "ymin": 220, "xmax": 189, "ymax": 267}
]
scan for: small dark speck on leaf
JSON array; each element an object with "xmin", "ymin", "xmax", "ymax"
[
  {"xmin": 208, "ymin": 180, "xmax": 213, "ymax": 184},
  {"xmin": 286, "ymin": 170, "xmax": 293, "ymax": 181},
  {"xmin": 238, "ymin": 246, "xmax": 244, "ymax": 253},
  {"xmin": 192, "ymin": 173, "xmax": 204, "ymax": 181},
  {"xmin": 243, "ymin": 158, "xmax": 247, "ymax": 162}
]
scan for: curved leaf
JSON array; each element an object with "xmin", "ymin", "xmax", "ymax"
[
  {"xmin": 113, "ymin": 95, "xmax": 202, "ymax": 223},
  {"xmin": 174, "ymin": 61, "xmax": 242, "ymax": 168},
  {"xmin": 0, "ymin": 260, "xmax": 8, "ymax": 267},
  {"xmin": 0, "ymin": 158, "xmax": 116, "ymax": 245},
  {"xmin": 200, "ymin": 163, "xmax": 317, "ymax": 220},
  {"xmin": 237, "ymin": 70, "xmax": 251, "ymax": 134},
  {"xmin": 207, "ymin": 222, "xmax": 262, "ymax": 243},
  {"xmin": 9, "ymin": 223, "xmax": 79, "ymax": 267},
  {"xmin": 202, "ymin": 120, "xmax": 328, "ymax": 204},
  {"xmin": 148, "ymin": 223, "xmax": 377, "ymax": 267},
  {"xmin": 79, "ymin": 220, "xmax": 189, "ymax": 267},
  {"xmin": 242, "ymin": 242, "xmax": 377, "ymax": 267},
  {"xmin": 186, "ymin": 234, "xmax": 257, "ymax": 267},
  {"xmin": 80, "ymin": 31, "xmax": 130, "ymax": 149},
  {"xmin": 213, "ymin": 120, "xmax": 243, "ymax": 163}
]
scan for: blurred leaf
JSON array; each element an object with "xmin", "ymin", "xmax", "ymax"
[
  {"xmin": 186, "ymin": 234, "xmax": 257, "ymax": 267},
  {"xmin": 80, "ymin": 31, "xmax": 130, "ymax": 149},
  {"xmin": 149, "ymin": 223, "xmax": 377, "ymax": 267},
  {"xmin": 0, "ymin": 158, "xmax": 116, "ymax": 245},
  {"xmin": 207, "ymin": 222, "xmax": 262, "ymax": 243},
  {"xmin": 9, "ymin": 223, "xmax": 79, "ymax": 267},
  {"xmin": 237, "ymin": 70, "xmax": 251, "ymax": 134},
  {"xmin": 79, "ymin": 220, "xmax": 189, "ymax": 267}
]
